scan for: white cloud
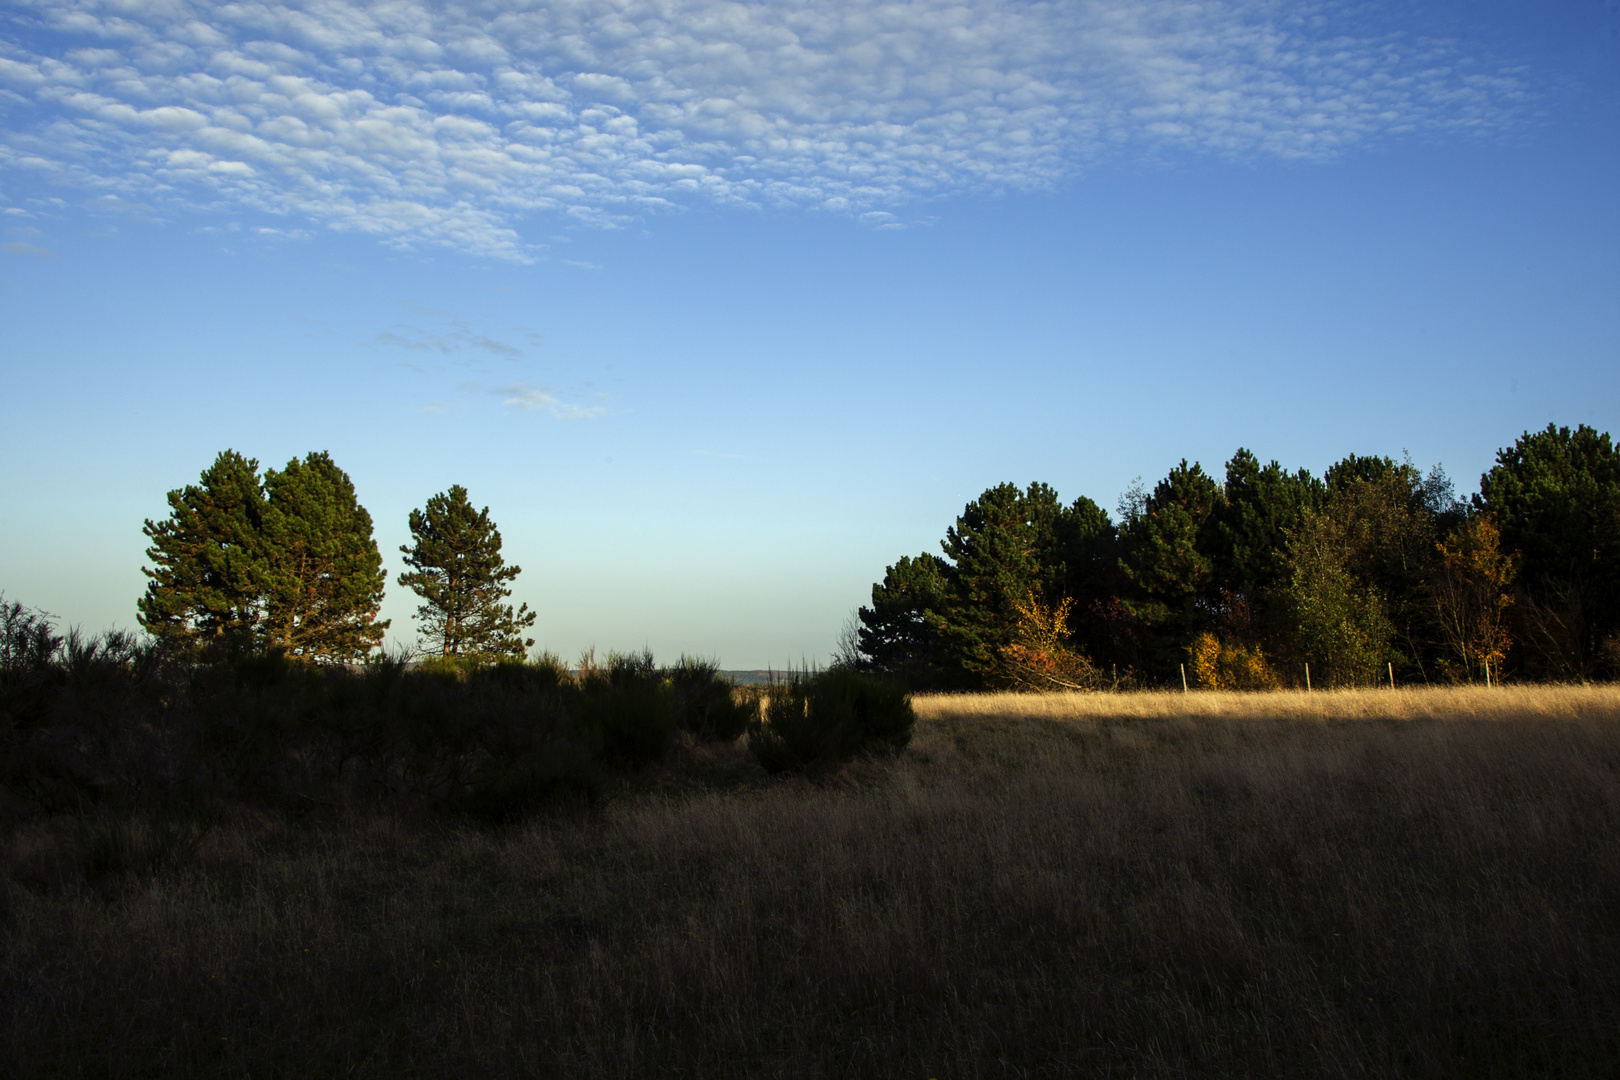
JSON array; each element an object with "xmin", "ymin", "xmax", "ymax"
[
  {"xmin": 0, "ymin": 0, "xmax": 1525, "ymax": 258},
  {"xmin": 498, "ymin": 382, "xmax": 604, "ymax": 419}
]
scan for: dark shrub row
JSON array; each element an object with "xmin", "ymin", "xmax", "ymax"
[{"xmin": 1, "ymin": 599, "xmax": 915, "ymax": 822}]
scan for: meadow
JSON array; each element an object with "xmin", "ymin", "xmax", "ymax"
[{"xmin": 3, "ymin": 684, "xmax": 1617, "ymax": 1078}]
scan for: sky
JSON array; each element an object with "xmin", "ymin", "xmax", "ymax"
[{"xmin": 1, "ymin": 0, "xmax": 1616, "ymax": 668}]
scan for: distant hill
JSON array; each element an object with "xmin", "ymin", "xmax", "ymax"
[{"xmin": 720, "ymin": 670, "xmax": 794, "ymax": 686}]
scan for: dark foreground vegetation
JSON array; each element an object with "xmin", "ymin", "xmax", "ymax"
[
  {"xmin": 0, "ymin": 600, "xmax": 913, "ymax": 825},
  {"xmin": 4, "ymin": 683, "xmax": 1617, "ymax": 1078}
]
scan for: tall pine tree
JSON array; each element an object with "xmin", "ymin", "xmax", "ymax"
[
  {"xmin": 139, "ymin": 450, "xmax": 388, "ymax": 661},
  {"xmin": 259, "ymin": 453, "xmax": 389, "ymax": 662},
  {"xmin": 398, "ymin": 485, "xmax": 535, "ymax": 660},
  {"xmin": 1478, "ymin": 423, "xmax": 1620, "ymax": 678},
  {"xmin": 1117, "ymin": 460, "xmax": 1223, "ymax": 672},
  {"xmin": 139, "ymin": 450, "xmax": 269, "ymax": 654}
]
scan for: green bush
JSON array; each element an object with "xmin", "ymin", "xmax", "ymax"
[{"xmin": 747, "ymin": 667, "xmax": 914, "ymax": 773}]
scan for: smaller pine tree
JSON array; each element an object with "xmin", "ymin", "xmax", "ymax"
[{"xmin": 399, "ymin": 486, "xmax": 535, "ymax": 660}]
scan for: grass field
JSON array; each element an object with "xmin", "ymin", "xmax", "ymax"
[{"xmin": 4, "ymin": 685, "xmax": 1618, "ymax": 1077}]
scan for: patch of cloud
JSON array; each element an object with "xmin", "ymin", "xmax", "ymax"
[
  {"xmin": 497, "ymin": 382, "xmax": 604, "ymax": 420},
  {"xmin": 1, "ymin": 239, "xmax": 51, "ymax": 255},
  {"xmin": 370, "ymin": 319, "xmax": 523, "ymax": 358},
  {"xmin": 0, "ymin": 0, "xmax": 1527, "ymax": 258}
]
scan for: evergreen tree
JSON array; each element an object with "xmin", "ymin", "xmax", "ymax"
[
  {"xmin": 138, "ymin": 450, "xmax": 270, "ymax": 653},
  {"xmin": 1211, "ymin": 448, "xmax": 1324, "ymax": 613},
  {"xmin": 259, "ymin": 453, "xmax": 390, "ymax": 662},
  {"xmin": 1478, "ymin": 424, "xmax": 1620, "ymax": 678},
  {"xmin": 938, "ymin": 482, "xmax": 1071, "ymax": 685},
  {"xmin": 1053, "ymin": 495, "xmax": 1124, "ymax": 670},
  {"xmin": 398, "ymin": 485, "xmax": 535, "ymax": 660},
  {"xmin": 1117, "ymin": 460, "xmax": 1224, "ymax": 673},
  {"xmin": 856, "ymin": 553, "xmax": 953, "ymax": 686},
  {"xmin": 140, "ymin": 450, "xmax": 387, "ymax": 661}
]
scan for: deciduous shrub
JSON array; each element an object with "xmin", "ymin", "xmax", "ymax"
[{"xmin": 1187, "ymin": 633, "xmax": 1279, "ymax": 690}]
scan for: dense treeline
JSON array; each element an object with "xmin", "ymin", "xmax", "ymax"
[{"xmin": 856, "ymin": 423, "xmax": 1620, "ymax": 689}]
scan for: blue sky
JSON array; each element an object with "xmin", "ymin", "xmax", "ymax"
[{"xmin": 1, "ymin": 0, "xmax": 1616, "ymax": 667}]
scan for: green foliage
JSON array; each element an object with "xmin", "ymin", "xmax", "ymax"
[
  {"xmin": 856, "ymin": 553, "xmax": 953, "ymax": 686},
  {"xmin": 1279, "ymin": 507, "xmax": 1398, "ymax": 685},
  {"xmin": 1303, "ymin": 456, "xmax": 1438, "ymax": 678},
  {"xmin": 747, "ymin": 668, "xmax": 914, "ymax": 773},
  {"xmin": 938, "ymin": 482, "xmax": 1077, "ymax": 683},
  {"xmin": 138, "ymin": 449, "xmax": 268, "ymax": 654},
  {"xmin": 398, "ymin": 485, "xmax": 535, "ymax": 660},
  {"xmin": 138, "ymin": 450, "xmax": 388, "ymax": 662},
  {"xmin": 1210, "ymin": 448, "xmax": 1325, "ymax": 609},
  {"xmin": 852, "ymin": 438, "xmax": 1549, "ymax": 687},
  {"xmin": 1117, "ymin": 461, "xmax": 1223, "ymax": 667},
  {"xmin": 1478, "ymin": 424, "xmax": 1620, "ymax": 679},
  {"xmin": 259, "ymin": 452, "xmax": 390, "ymax": 662}
]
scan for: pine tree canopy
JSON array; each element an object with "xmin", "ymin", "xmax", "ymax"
[
  {"xmin": 398, "ymin": 485, "xmax": 535, "ymax": 660},
  {"xmin": 259, "ymin": 453, "xmax": 390, "ymax": 662},
  {"xmin": 1477, "ymin": 424, "xmax": 1620, "ymax": 676},
  {"xmin": 139, "ymin": 449, "xmax": 268, "ymax": 651},
  {"xmin": 139, "ymin": 450, "xmax": 388, "ymax": 662}
]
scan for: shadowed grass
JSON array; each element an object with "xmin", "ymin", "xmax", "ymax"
[{"xmin": 3, "ymin": 685, "xmax": 1618, "ymax": 1077}]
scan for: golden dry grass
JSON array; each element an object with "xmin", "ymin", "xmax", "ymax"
[
  {"xmin": 916, "ymin": 682, "xmax": 1620, "ymax": 724},
  {"xmin": 3, "ymin": 685, "xmax": 1618, "ymax": 1078}
]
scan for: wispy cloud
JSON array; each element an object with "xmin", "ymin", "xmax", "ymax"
[
  {"xmin": 498, "ymin": 382, "xmax": 605, "ymax": 420},
  {"xmin": 1, "ymin": 240, "xmax": 51, "ymax": 256},
  {"xmin": 0, "ymin": 0, "xmax": 1526, "ymax": 258},
  {"xmin": 371, "ymin": 319, "xmax": 523, "ymax": 358}
]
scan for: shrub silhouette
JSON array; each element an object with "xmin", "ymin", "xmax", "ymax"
[
  {"xmin": 0, "ymin": 623, "xmax": 674, "ymax": 824},
  {"xmin": 666, "ymin": 655, "xmax": 754, "ymax": 741},
  {"xmin": 747, "ymin": 667, "xmax": 914, "ymax": 773}
]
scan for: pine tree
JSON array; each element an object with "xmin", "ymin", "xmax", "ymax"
[
  {"xmin": 138, "ymin": 450, "xmax": 270, "ymax": 653},
  {"xmin": 139, "ymin": 450, "xmax": 388, "ymax": 661},
  {"xmin": 1117, "ymin": 460, "xmax": 1223, "ymax": 672},
  {"xmin": 259, "ymin": 453, "xmax": 389, "ymax": 662},
  {"xmin": 1478, "ymin": 424, "xmax": 1620, "ymax": 679},
  {"xmin": 856, "ymin": 553, "xmax": 953, "ymax": 686},
  {"xmin": 398, "ymin": 485, "xmax": 535, "ymax": 660},
  {"xmin": 1210, "ymin": 448, "xmax": 1325, "ymax": 611},
  {"xmin": 938, "ymin": 482, "xmax": 1071, "ymax": 685}
]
